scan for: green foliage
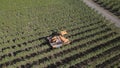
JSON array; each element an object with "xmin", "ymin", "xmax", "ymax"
[
  {"xmin": 93, "ymin": 0, "xmax": 120, "ymax": 18},
  {"xmin": 0, "ymin": 0, "xmax": 120, "ymax": 68}
]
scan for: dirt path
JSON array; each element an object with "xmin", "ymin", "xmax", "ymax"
[{"xmin": 83, "ymin": 0, "xmax": 120, "ymax": 27}]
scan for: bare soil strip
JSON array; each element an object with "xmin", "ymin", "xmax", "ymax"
[{"xmin": 83, "ymin": 0, "xmax": 120, "ymax": 27}]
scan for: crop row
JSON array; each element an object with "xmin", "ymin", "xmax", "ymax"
[
  {"xmin": 0, "ymin": 1, "xmax": 103, "ymax": 39},
  {"xmin": 96, "ymin": 54, "xmax": 120, "ymax": 68},
  {"xmin": 0, "ymin": 0, "xmax": 108, "ymax": 44},
  {"xmin": 93, "ymin": 0, "xmax": 120, "ymax": 18},
  {"xmin": 0, "ymin": 15, "xmax": 106, "ymax": 44},
  {"xmin": 0, "ymin": 23, "xmax": 110, "ymax": 64},
  {"xmin": 0, "ymin": 23, "xmax": 114, "ymax": 67},
  {"xmin": 0, "ymin": 17, "xmax": 104, "ymax": 47},
  {"xmin": 70, "ymin": 41, "xmax": 120, "ymax": 68},
  {"xmin": 46, "ymin": 35, "xmax": 120, "ymax": 68},
  {"xmin": 0, "ymin": 20, "xmax": 107, "ymax": 58},
  {"xmin": 7, "ymin": 27, "xmax": 118, "ymax": 67},
  {"xmin": 0, "ymin": 19, "xmax": 103, "ymax": 49},
  {"xmin": 0, "ymin": 0, "xmax": 120, "ymax": 67},
  {"xmin": 0, "ymin": 25, "xmax": 106, "ymax": 62}
]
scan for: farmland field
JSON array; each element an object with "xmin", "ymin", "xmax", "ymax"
[
  {"xmin": 0, "ymin": 0, "xmax": 120, "ymax": 68},
  {"xmin": 93, "ymin": 0, "xmax": 120, "ymax": 18}
]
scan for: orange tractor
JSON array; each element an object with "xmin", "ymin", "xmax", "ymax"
[{"xmin": 47, "ymin": 30, "xmax": 70, "ymax": 48}]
